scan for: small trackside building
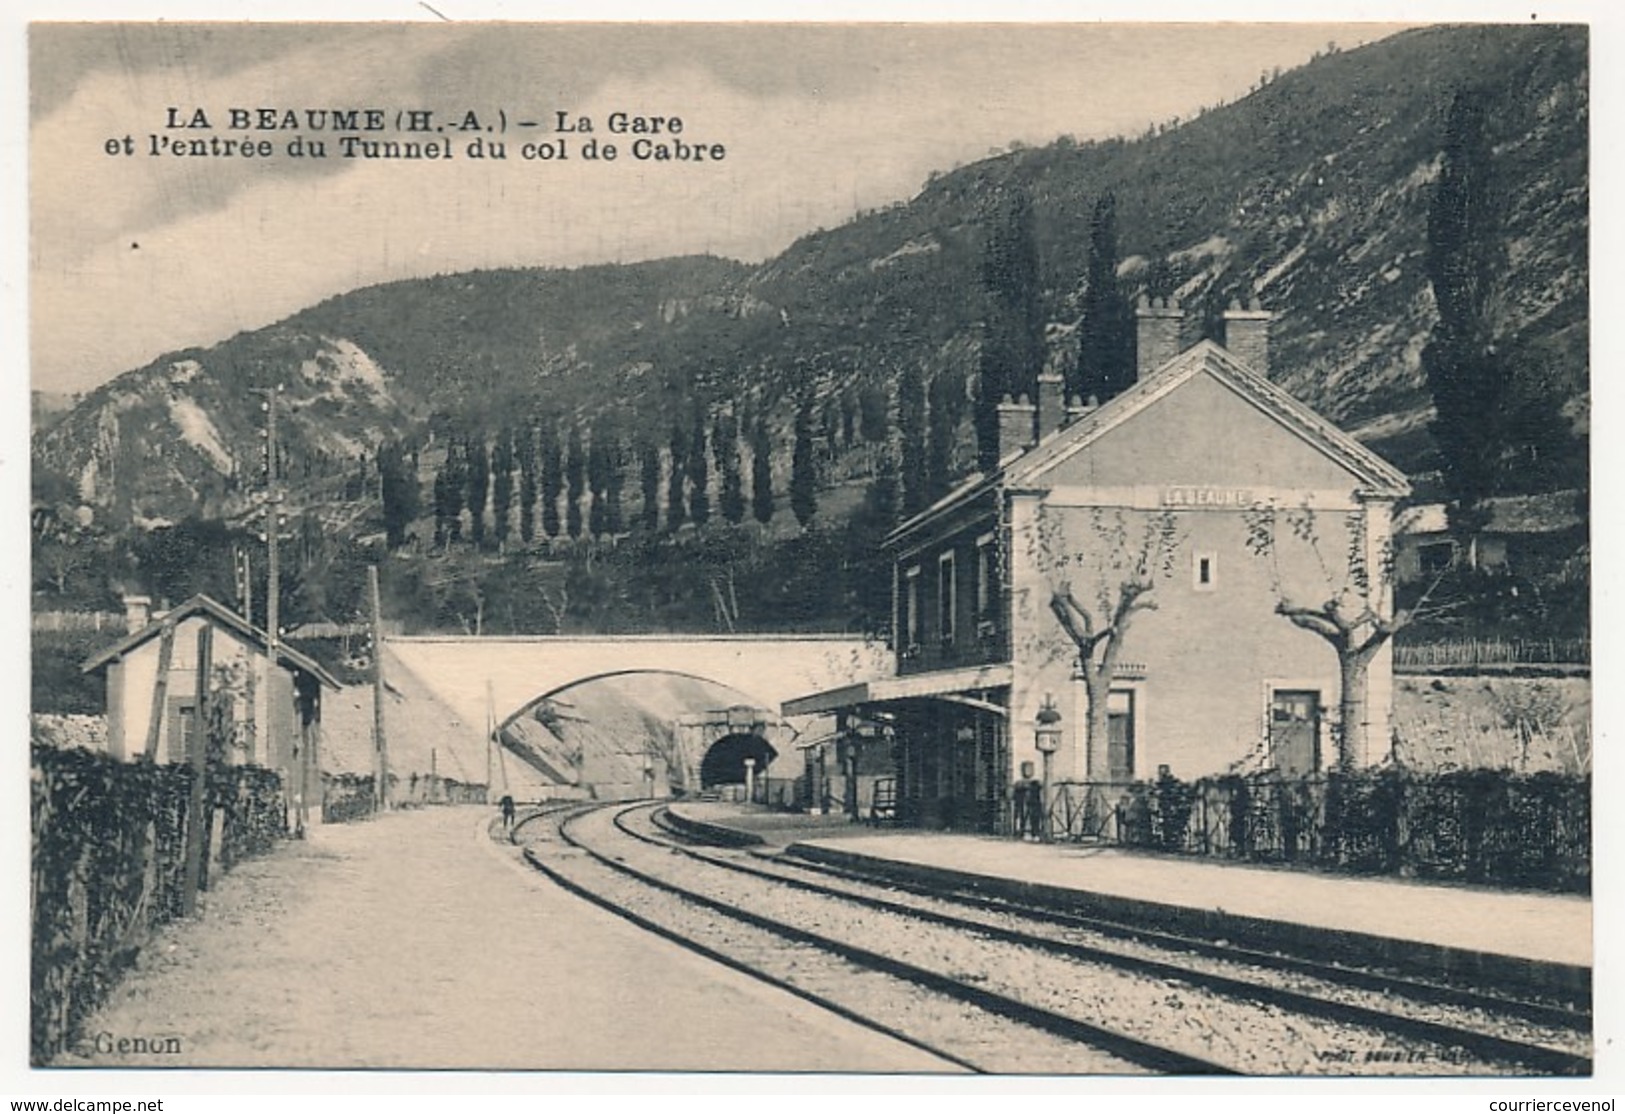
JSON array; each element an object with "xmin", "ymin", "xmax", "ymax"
[
  {"xmin": 783, "ymin": 299, "xmax": 1411, "ymax": 835},
  {"xmin": 82, "ymin": 593, "xmax": 340, "ymax": 829}
]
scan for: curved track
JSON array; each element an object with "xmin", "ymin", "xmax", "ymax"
[{"xmin": 511, "ymin": 802, "xmax": 1590, "ymax": 1076}]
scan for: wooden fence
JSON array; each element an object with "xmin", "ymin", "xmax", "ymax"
[
  {"xmin": 1394, "ymin": 637, "xmax": 1590, "ymax": 669},
  {"xmin": 32, "ymin": 611, "xmax": 124, "ymax": 634}
]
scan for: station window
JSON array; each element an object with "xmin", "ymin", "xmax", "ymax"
[
  {"xmin": 902, "ymin": 566, "xmax": 922, "ymax": 652},
  {"xmin": 1193, "ymin": 551, "xmax": 1217, "ymax": 592},
  {"xmin": 939, "ymin": 551, "xmax": 956, "ymax": 645},
  {"xmin": 975, "ymin": 533, "xmax": 998, "ymax": 620}
]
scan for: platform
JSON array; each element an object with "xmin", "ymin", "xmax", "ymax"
[{"xmin": 666, "ymin": 801, "xmax": 1593, "ymax": 1003}]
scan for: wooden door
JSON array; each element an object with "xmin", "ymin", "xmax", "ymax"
[{"xmin": 1271, "ymin": 690, "xmax": 1321, "ymax": 776}]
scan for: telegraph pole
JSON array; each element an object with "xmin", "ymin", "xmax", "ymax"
[
  {"xmin": 369, "ymin": 564, "xmax": 390, "ymax": 810},
  {"xmin": 264, "ymin": 386, "xmax": 282, "ymax": 674}
]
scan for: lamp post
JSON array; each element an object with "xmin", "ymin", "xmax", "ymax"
[{"xmin": 1034, "ymin": 696, "xmax": 1062, "ymax": 844}]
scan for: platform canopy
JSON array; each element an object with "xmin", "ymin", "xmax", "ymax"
[{"xmin": 781, "ymin": 662, "xmax": 1012, "ymax": 718}]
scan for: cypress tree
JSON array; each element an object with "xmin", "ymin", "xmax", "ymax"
[
  {"xmin": 565, "ymin": 423, "xmax": 585, "ymax": 539},
  {"xmin": 667, "ymin": 422, "xmax": 688, "ymax": 533},
  {"xmin": 716, "ymin": 412, "xmax": 746, "ymax": 525},
  {"xmin": 925, "ymin": 374, "xmax": 956, "ymax": 502},
  {"xmin": 899, "ymin": 364, "xmax": 928, "ymax": 516},
  {"xmin": 517, "ymin": 422, "xmax": 538, "ymax": 544},
  {"xmin": 439, "ymin": 439, "xmax": 466, "ymax": 543},
  {"xmin": 604, "ymin": 421, "xmax": 625, "ymax": 536},
  {"xmin": 688, "ymin": 410, "xmax": 710, "ymax": 528},
  {"xmin": 587, "ymin": 422, "xmax": 608, "ymax": 538},
  {"xmin": 379, "ymin": 439, "xmax": 420, "ymax": 550},
  {"xmin": 750, "ymin": 416, "xmax": 774, "ymax": 525},
  {"xmin": 1423, "ymin": 88, "xmax": 1537, "ymax": 542},
  {"xmin": 791, "ymin": 396, "xmax": 817, "ymax": 528},
  {"xmin": 1078, "ymin": 191, "xmax": 1136, "ymax": 403},
  {"xmin": 465, "ymin": 437, "xmax": 489, "ymax": 545},
  {"xmin": 539, "ymin": 417, "xmax": 562, "ymax": 539},
  {"xmin": 491, "ymin": 430, "xmax": 515, "ymax": 545},
  {"xmin": 977, "ymin": 184, "xmax": 1045, "ymax": 472},
  {"xmin": 638, "ymin": 432, "xmax": 660, "ymax": 533}
]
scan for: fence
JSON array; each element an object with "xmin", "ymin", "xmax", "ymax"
[
  {"xmin": 31, "ymin": 611, "xmax": 124, "ymax": 634},
  {"xmin": 1049, "ymin": 769, "xmax": 1589, "ymax": 894},
  {"xmin": 321, "ymin": 772, "xmax": 489, "ymax": 823},
  {"xmin": 30, "ymin": 744, "xmax": 286, "ymax": 1064},
  {"xmin": 1394, "ymin": 637, "xmax": 1591, "ymax": 669}
]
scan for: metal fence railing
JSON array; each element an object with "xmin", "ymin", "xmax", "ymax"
[{"xmin": 1045, "ymin": 769, "xmax": 1589, "ymax": 894}]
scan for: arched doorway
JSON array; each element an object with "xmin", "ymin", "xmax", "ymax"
[{"xmin": 698, "ymin": 733, "xmax": 778, "ymax": 789}]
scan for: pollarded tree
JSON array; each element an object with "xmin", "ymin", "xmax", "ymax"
[
  {"xmin": 1242, "ymin": 502, "xmax": 1451, "ymax": 770},
  {"xmin": 1021, "ymin": 505, "xmax": 1183, "ymax": 791}
]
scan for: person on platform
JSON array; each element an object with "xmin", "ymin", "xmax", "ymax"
[
  {"xmin": 499, "ymin": 793, "xmax": 516, "ymax": 830},
  {"xmin": 1012, "ymin": 762, "xmax": 1043, "ymax": 841}
]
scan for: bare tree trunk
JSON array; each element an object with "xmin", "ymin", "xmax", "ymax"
[{"xmin": 1337, "ymin": 646, "xmax": 1378, "ymax": 771}]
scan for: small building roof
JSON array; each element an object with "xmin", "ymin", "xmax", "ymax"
[
  {"xmin": 81, "ymin": 594, "xmax": 342, "ymax": 690},
  {"xmin": 1396, "ymin": 492, "xmax": 1585, "ymax": 539}
]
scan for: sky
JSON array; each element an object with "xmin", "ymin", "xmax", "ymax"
[{"xmin": 23, "ymin": 18, "xmax": 1425, "ymax": 396}]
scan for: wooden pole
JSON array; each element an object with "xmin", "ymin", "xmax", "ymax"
[
  {"xmin": 142, "ymin": 619, "xmax": 176, "ymax": 761},
  {"xmin": 369, "ymin": 565, "xmax": 389, "ymax": 810},
  {"xmin": 181, "ymin": 626, "xmax": 213, "ymax": 916},
  {"xmin": 485, "ymin": 679, "xmax": 495, "ymax": 795}
]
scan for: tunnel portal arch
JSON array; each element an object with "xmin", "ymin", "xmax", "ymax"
[{"xmin": 698, "ymin": 733, "xmax": 779, "ymax": 789}]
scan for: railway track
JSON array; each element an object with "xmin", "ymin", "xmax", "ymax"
[{"xmin": 511, "ymin": 802, "xmax": 1591, "ymax": 1076}]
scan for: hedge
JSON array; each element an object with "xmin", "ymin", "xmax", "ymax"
[{"xmin": 30, "ymin": 744, "xmax": 286, "ymax": 1064}]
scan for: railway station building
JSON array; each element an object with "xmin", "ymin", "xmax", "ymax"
[{"xmin": 784, "ymin": 299, "xmax": 1411, "ymax": 834}]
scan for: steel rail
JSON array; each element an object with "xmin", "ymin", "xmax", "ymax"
[
  {"xmin": 632, "ymin": 805, "xmax": 1589, "ymax": 1075},
  {"xmin": 543, "ymin": 803, "xmax": 1235, "ymax": 1075}
]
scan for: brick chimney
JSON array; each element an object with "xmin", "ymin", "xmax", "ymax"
[
  {"xmin": 1035, "ymin": 372, "xmax": 1066, "ymax": 441},
  {"xmin": 122, "ymin": 594, "xmax": 152, "ymax": 634},
  {"xmin": 1135, "ymin": 295, "xmax": 1184, "ymax": 380},
  {"xmin": 996, "ymin": 394, "xmax": 1037, "ymax": 461},
  {"xmin": 1223, "ymin": 299, "xmax": 1271, "ymax": 374}
]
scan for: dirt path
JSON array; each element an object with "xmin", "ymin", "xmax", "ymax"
[{"xmin": 55, "ymin": 806, "xmax": 953, "ymax": 1073}]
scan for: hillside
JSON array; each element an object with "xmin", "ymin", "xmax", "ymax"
[{"xmin": 31, "ymin": 23, "xmax": 1589, "ymax": 635}]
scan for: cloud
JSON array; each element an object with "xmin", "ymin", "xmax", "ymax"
[{"xmin": 30, "ymin": 21, "xmax": 1410, "ymax": 392}]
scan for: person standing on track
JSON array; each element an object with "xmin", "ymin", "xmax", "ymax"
[{"xmin": 499, "ymin": 793, "xmax": 516, "ymax": 830}]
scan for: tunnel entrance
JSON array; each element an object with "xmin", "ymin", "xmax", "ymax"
[{"xmin": 699, "ymin": 733, "xmax": 778, "ymax": 789}]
